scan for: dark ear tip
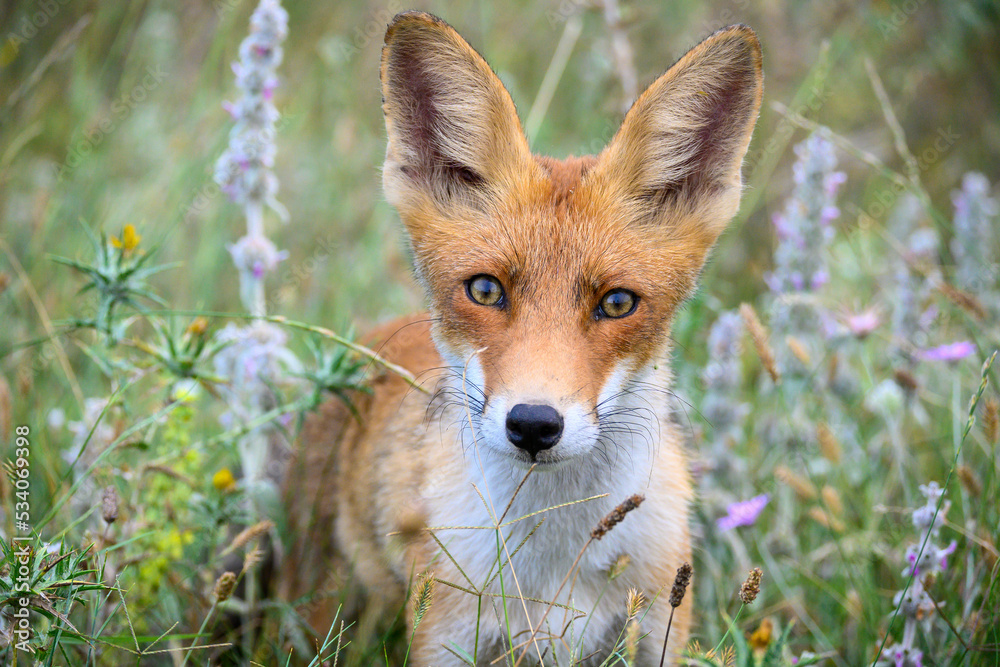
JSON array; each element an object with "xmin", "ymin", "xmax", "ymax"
[
  {"xmin": 712, "ymin": 24, "xmax": 763, "ymax": 72},
  {"xmin": 385, "ymin": 10, "xmax": 452, "ymax": 45}
]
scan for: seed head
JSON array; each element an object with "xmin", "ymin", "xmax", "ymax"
[
  {"xmin": 625, "ymin": 619, "xmax": 640, "ymax": 664},
  {"xmin": 983, "ymin": 396, "xmax": 999, "ymax": 444},
  {"xmin": 893, "ymin": 368, "xmax": 919, "ymax": 393},
  {"xmin": 669, "ymin": 562, "xmax": 693, "ymax": 608},
  {"xmin": 607, "ymin": 553, "xmax": 631, "ymax": 581},
  {"xmin": 786, "ymin": 335, "xmax": 812, "ymax": 367},
  {"xmin": 214, "ymin": 571, "xmax": 237, "ymax": 602},
  {"xmin": 739, "ymin": 567, "xmax": 763, "ymax": 605},
  {"xmin": 957, "ymin": 465, "xmax": 982, "ymax": 497},
  {"xmin": 591, "ymin": 494, "xmax": 644, "ymax": 540},
  {"xmin": 410, "ymin": 573, "xmax": 435, "ymax": 628},
  {"xmin": 816, "ymin": 422, "xmax": 841, "ymax": 463},
  {"xmin": 740, "ymin": 304, "xmax": 780, "ymax": 383},
  {"xmin": 224, "ymin": 519, "xmax": 274, "ymax": 555},
  {"xmin": 101, "ymin": 486, "xmax": 119, "ymax": 524},
  {"xmin": 938, "ymin": 283, "xmax": 987, "ymax": 320},
  {"xmin": 775, "ymin": 464, "xmax": 817, "ymax": 500},
  {"xmin": 625, "ymin": 587, "xmax": 646, "ymax": 621}
]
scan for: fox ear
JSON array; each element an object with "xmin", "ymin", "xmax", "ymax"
[
  {"xmin": 592, "ymin": 25, "xmax": 763, "ymax": 242},
  {"xmin": 380, "ymin": 11, "xmax": 536, "ymax": 212}
]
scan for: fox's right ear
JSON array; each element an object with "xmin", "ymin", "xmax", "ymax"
[{"xmin": 380, "ymin": 12, "xmax": 537, "ymax": 216}]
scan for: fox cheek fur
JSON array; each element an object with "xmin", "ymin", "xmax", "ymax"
[{"xmin": 283, "ymin": 9, "xmax": 762, "ymax": 666}]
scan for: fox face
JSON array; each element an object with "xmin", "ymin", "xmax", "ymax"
[{"xmin": 380, "ymin": 12, "xmax": 762, "ymax": 470}]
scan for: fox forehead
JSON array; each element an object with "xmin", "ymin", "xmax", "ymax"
[{"xmin": 410, "ymin": 154, "xmax": 703, "ymax": 314}]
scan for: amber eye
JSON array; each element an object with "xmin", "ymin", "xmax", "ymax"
[
  {"xmin": 598, "ymin": 289, "xmax": 638, "ymax": 318},
  {"xmin": 466, "ymin": 275, "xmax": 504, "ymax": 307}
]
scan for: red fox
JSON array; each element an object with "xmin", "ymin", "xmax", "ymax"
[{"xmin": 282, "ymin": 11, "xmax": 762, "ymax": 665}]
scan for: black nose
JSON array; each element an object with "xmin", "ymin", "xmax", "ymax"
[{"xmin": 505, "ymin": 403, "xmax": 563, "ymax": 457}]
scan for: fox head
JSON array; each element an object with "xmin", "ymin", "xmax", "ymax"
[{"xmin": 380, "ymin": 12, "xmax": 762, "ymax": 468}]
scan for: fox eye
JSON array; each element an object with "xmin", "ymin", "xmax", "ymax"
[
  {"xmin": 598, "ymin": 289, "xmax": 638, "ymax": 319},
  {"xmin": 466, "ymin": 274, "xmax": 504, "ymax": 307}
]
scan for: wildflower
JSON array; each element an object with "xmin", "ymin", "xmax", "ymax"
[
  {"xmin": 844, "ymin": 307, "xmax": 880, "ymax": 339},
  {"xmin": 766, "ymin": 132, "xmax": 845, "ymax": 295},
  {"xmin": 185, "ymin": 316, "xmax": 210, "ymax": 337},
  {"xmin": 950, "ymin": 172, "xmax": 998, "ymax": 300},
  {"xmin": 591, "ymin": 494, "xmax": 644, "ymax": 539},
  {"xmin": 748, "ymin": 618, "xmax": 773, "ymax": 651},
  {"xmin": 716, "ymin": 494, "xmax": 769, "ymax": 532},
  {"xmin": 214, "ymin": 0, "xmax": 288, "ymax": 216},
  {"xmin": 917, "ymin": 341, "xmax": 976, "ymax": 363},
  {"xmin": 110, "ymin": 224, "xmax": 142, "ymax": 253},
  {"xmin": 739, "ymin": 567, "xmax": 763, "ymax": 604},
  {"xmin": 213, "ymin": 467, "xmax": 238, "ymax": 492}
]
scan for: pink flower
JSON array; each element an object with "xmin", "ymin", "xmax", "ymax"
[
  {"xmin": 716, "ymin": 494, "xmax": 769, "ymax": 531},
  {"xmin": 918, "ymin": 341, "xmax": 975, "ymax": 362},
  {"xmin": 845, "ymin": 308, "xmax": 880, "ymax": 339}
]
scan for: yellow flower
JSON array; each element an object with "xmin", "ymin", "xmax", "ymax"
[
  {"xmin": 213, "ymin": 467, "xmax": 237, "ymax": 492},
  {"xmin": 749, "ymin": 617, "xmax": 773, "ymax": 652},
  {"xmin": 186, "ymin": 316, "xmax": 209, "ymax": 337},
  {"xmin": 111, "ymin": 224, "xmax": 142, "ymax": 252}
]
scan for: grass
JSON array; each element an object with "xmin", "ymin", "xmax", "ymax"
[{"xmin": 1, "ymin": 0, "xmax": 999, "ymax": 665}]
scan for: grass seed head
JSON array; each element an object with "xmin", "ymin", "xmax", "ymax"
[
  {"xmin": 625, "ymin": 587, "xmax": 646, "ymax": 621},
  {"xmin": 669, "ymin": 561, "xmax": 693, "ymax": 608},
  {"xmin": 739, "ymin": 567, "xmax": 763, "ymax": 604},
  {"xmin": 625, "ymin": 618, "xmax": 640, "ymax": 664},
  {"xmin": 816, "ymin": 421, "xmax": 842, "ymax": 463},
  {"xmin": 740, "ymin": 303, "xmax": 780, "ymax": 383},
  {"xmin": 213, "ymin": 571, "xmax": 237, "ymax": 602},
  {"xmin": 775, "ymin": 464, "xmax": 817, "ymax": 500},
  {"xmin": 957, "ymin": 464, "xmax": 982, "ymax": 497},
  {"xmin": 983, "ymin": 396, "xmax": 999, "ymax": 444},
  {"xmin": 591, "ymin": 494, "xmax": 644, "ymax": 540},
  {"xmin": 225, "ymin": 519, "xmax": 274, "ymax": 555},
  {"xmin": 410, "ymin": 573, "xmax": 435, "ymax": 628},
  {"xmin": 101, "ymin": 486, "xmax": 119, "ymax": 524}
]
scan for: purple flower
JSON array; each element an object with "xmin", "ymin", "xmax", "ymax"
[
  {"xmin": 918, "ymin": 341, "xmax": 975, "ymax": 362},
  {"xmin": 716, "ymin": 494, "xmax": 769, "ymax": 531}
]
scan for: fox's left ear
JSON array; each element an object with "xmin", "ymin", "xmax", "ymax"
[{"xmin": 591, "ymin": 25, "xmax": 762, "ymax": 245}]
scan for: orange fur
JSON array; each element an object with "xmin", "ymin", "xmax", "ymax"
[{"xmin": 282, "ymin": 11, "xmax": 762, "ymax": 665}]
